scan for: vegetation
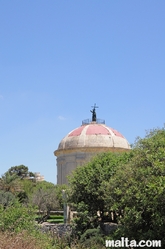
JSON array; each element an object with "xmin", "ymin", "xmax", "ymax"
[
  {"xmin": 0, "ymin": 200, "xmax": 105, "ymax": 248},
  {"xmin": 0, "ymin": 171, "xmax": 21, "ymax": 193},
  {"xmin": 0, "ymin": 231, "xmax": 48, "ymax": 249},
  {"xmin": 46, "ymin": 215, "xmax": 64, "ymax": 223},
  {"xmin": 0, "ymin": 201, "xmax": 66, "ymax": 249},
  {"xmin": 0, "ymin": 165, "xmax": 64, "ymax": 221},
  {"xmin": 0, "ymin": 190, "xmax": 16, "ymax": 207},
  {"xmin": 68, "ymin": 126, "xmax": 165, "ymax": 247},
  {"xmin": 32, "ymin": 187, "xmax": 60, "ymax": 222},
  {"xmin": 103, "ymin": 128, "xmax": 165, "ymax": 245},
  {"xmin": 68, "ymin": 151, "xmax": 132, "ymax": 238},
  {"xmin": 1, "ymin": 126, "xmax": 165, "ymax": 248},
  {"xmin": 7, "ymin": 165, "xmax": 35, "ymax": 179}
]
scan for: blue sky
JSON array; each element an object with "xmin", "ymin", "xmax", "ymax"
[{"xmin": 0, "ymin": 1, "xmax": 165, "ymax": 184}]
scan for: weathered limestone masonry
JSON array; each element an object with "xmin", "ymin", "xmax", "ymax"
[
  {"xmin": 40, "ymin": 222, "xmax": 117, "ymax": 236},
  {"xmin": 40, "ymin": 223, "xmax": 71, "ymax": 236},
  {"xmin": 54, "ymin": 107, "xmax": 131, "ymax": 185}
]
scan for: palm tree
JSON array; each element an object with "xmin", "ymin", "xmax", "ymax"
[{"xmin": 0, "ymin": 172, "xmax": 21, "ymax": 194}]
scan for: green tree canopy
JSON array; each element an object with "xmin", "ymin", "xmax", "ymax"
[
  {"xmin": 0, "ymin": 172, "xmax": 21, "ymax": 194},
  {"xmin": 69, "ymin": 152, "xmax": 131, "ymax": 218},
  {"xmin": 69, "ymin": 126, "xmax": 165, "ymax": 245},
  {"xmin": 32, "ymin": 185, "xmax": 60, "ymax": 222},
  {"xmin": 103, "ymin": 127, "xmax": 165, "ymax": 245},
  {"xmin": 7, "ymin": 165, "xmax": 35, "ymax": 179},
  {"xmin": 0, "ymin": 190, "xmax": 16, "ymax": 208}
]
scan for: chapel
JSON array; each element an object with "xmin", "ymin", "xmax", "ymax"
[{"xmin": 54, "ymin": 104, "xmax": 130, "ymax": 184}]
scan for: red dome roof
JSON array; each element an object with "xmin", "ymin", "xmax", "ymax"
[
  {"xmin": 68, "ymin": 124, "xmax": 124, "ymax": 137},
  {"xmin": 56, "ymin": 123, "xmax": 130, "ymax": 151}
]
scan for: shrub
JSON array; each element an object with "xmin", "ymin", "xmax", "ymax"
[
  {"xmin": 0, "ymin": 200, "xmax": 35, "ymax": 233},
  {"xmin": 0, "ymin": 231, "xmax": 43, "ymax": 249},
  {"xmin": 0, "ymin": 190, "xmax": 16, "ymax": 207},
  {"xmin": 80, "ymin": 228, "xmax": 105, "ymax": 247}
]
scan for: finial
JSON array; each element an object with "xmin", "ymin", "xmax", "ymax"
[{"xmin": 90, "ymin": 103, "xmax": 98, "ymax": 122}]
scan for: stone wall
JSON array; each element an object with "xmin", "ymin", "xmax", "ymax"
[
  {"xmin": 39, "ymin": 222, "xmax": 71, "ymax": 237},
  {"xmin": 39, "ymin": 222, "xmax": 117, "ymax": 237}
]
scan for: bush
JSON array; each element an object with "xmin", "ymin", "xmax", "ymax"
[
  {"xmin": 0, "ymin": 231, "xmax": 43, "ymax": 249},
  {"xmin": 0, "ymin": 202, "xmax": 62, "ymax": 248},
  {"xmin": 80, "ymin": 228, "xmax": 100, "ymax": 242},
  {"xmin": 0, "ymin": 190, "xmax": 16, "ymax": 207},
  {"xmin": 0, "ymin": 200, "xmax": 35, "ymax": 233}
]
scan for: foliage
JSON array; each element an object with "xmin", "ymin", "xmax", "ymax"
[
  {"xmin": 55, "ymin": 184, "xmax": 69, "ymax": 209},
  {"xmin": 7, "ymin": 165, "xmax": 35, "ymax": 179},
  {"xmin": 0, "ymin": 203, "xmax": 65, "ymax": 249},
  {"xmin": 21, "ymin": 179, "xmax": 36, "ymax": 196},
  {"xmin": 0, "ymin": 200, "xmax": 36, "ymax": 233},
  {"xmin": 70, "ymin": 202, "xmax": 97, "ymax": 239},
  {"xmin": 0, "ymin": 190, "xmax": 16, "ymax": 207},
  {"xmin": 0, "ymin": 198, "xmax": 106, "ymax": 248},
  {"xmin": 68, "ymin": 151, "xmax": 132, "ymax": 235},
  {"xmin": 80, "ymin": 228, "xmax": 104, "ymax": 247},
  {"xmin": 69, "ymin": 126, "xmax": 165, "ymax": 246},
  {"xmin": 0, "ymin": 231, "xmax": 45, "ymax": 249},
  {"xmin": 31, "ymin": 182, "xmax": 69, "ymax": 214},
  {"xmin": 16, "ymin": 191, "xmax": 29, "ymax": 203},
  {"xmin": 0, "ymin": 230, "xmax": 106, "ymax": 249},
  {"xmin": 32, "ymin": 186, "xmax": 60, "ymax": 222},
  {"xmin": 2, "ymin": 127, "xmax": 165, "ymax": 247},
  {"xmin": 21, "ymin": 180, "xmax": 56, "ymax": 204},
  {"xmin": 0, "ymin": 171, "xmax": 21, "ymax": 193},
  {"xmin": 34, "ymin": 180, "xmax": 55, "ymax": 190},
  {"xmin": 103, "ymin": 127, "xmax": 165, "ymax": 246}
]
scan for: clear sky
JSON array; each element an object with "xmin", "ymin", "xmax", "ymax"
[{"xmin": 0, "ymin": 1, "xmax": 165, "ymax": 184}]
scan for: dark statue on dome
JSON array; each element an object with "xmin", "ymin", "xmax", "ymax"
[{"xmin": 90, "ymin": 104, "xmax": 98, "ymax": 122}]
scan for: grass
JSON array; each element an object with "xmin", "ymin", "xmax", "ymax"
[
  {"xmin": 47, "ymin": 215, "xmax": 64, "ymax": 223},
  {"xmin": 47, "ymin": 219, "xmax": 64, "ymax": 223},
  {"xmin": 36, "ymin": 214, "xmax": 64, "ymax": 223},
  {"xmin": 0, "ymin": 231, "xmax": 107, "ymax": 249},
  {"xmin": 49, "ymin": 215, "xmax": 64, "ymax": 219},
  {"xmin": 0, "ymin": 231, "xmax": 49, "ymax": 249}
]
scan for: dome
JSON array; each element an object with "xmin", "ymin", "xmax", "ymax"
[
  {"xmin": 55, "ymin": 123, "xmax": 130, "ymax": 154},
  {"xmin": 54, "ymin": 105, "xmax": 131, "ymax": 185}
]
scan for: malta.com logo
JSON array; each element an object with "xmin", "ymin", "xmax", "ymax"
[{"xmin": 105, "ymin": 237, "xmax": 161, "ymax": 248}]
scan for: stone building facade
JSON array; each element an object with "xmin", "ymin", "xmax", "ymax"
[{"xmin": 54, "ymin": 107, "xmax": 130, "ymax": 185}]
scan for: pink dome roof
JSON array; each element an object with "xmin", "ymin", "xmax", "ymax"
[{"xmin": 57, "ymin": 123, "xmax": 130, "ymax": 151}]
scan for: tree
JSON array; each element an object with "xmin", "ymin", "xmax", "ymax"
[
  {"xmin": 0, "ymin": 172, "xmax": 21, "ymax": 194},
  {"xmin": 2, "ymin": 165, "xmax": 35, "ymax": 201},
  {"xmin": 7, "ymin": 165, "xmax": 35, "ymax": 180},
  {"xmin": 21, "ymin": 179, "xmax": 36, "ymax": 199},
  {"xmin": 34, "ymin": 180, "xmax": 55, "ymax": 190},
  {"xmin": 103, "ymin": 127, "xmax": 165, "ymax": 246},
  {"xmin": 0, "ymin": 190, "xmax": 16, "ymax": 208},
  {"xmin": 68, "ymin": 152, "xmax": 132, "ymax": 236},
  {"xmin": 68, "ymin": 126, "xmax": 165, "ymax": 246},
  {"xmin": 32, "ymin": 182, "xmax": 60, "ymax": 222},
  {"xmin": 0, "ymin": 200, "xmax": 36, "ymax": 233}
]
